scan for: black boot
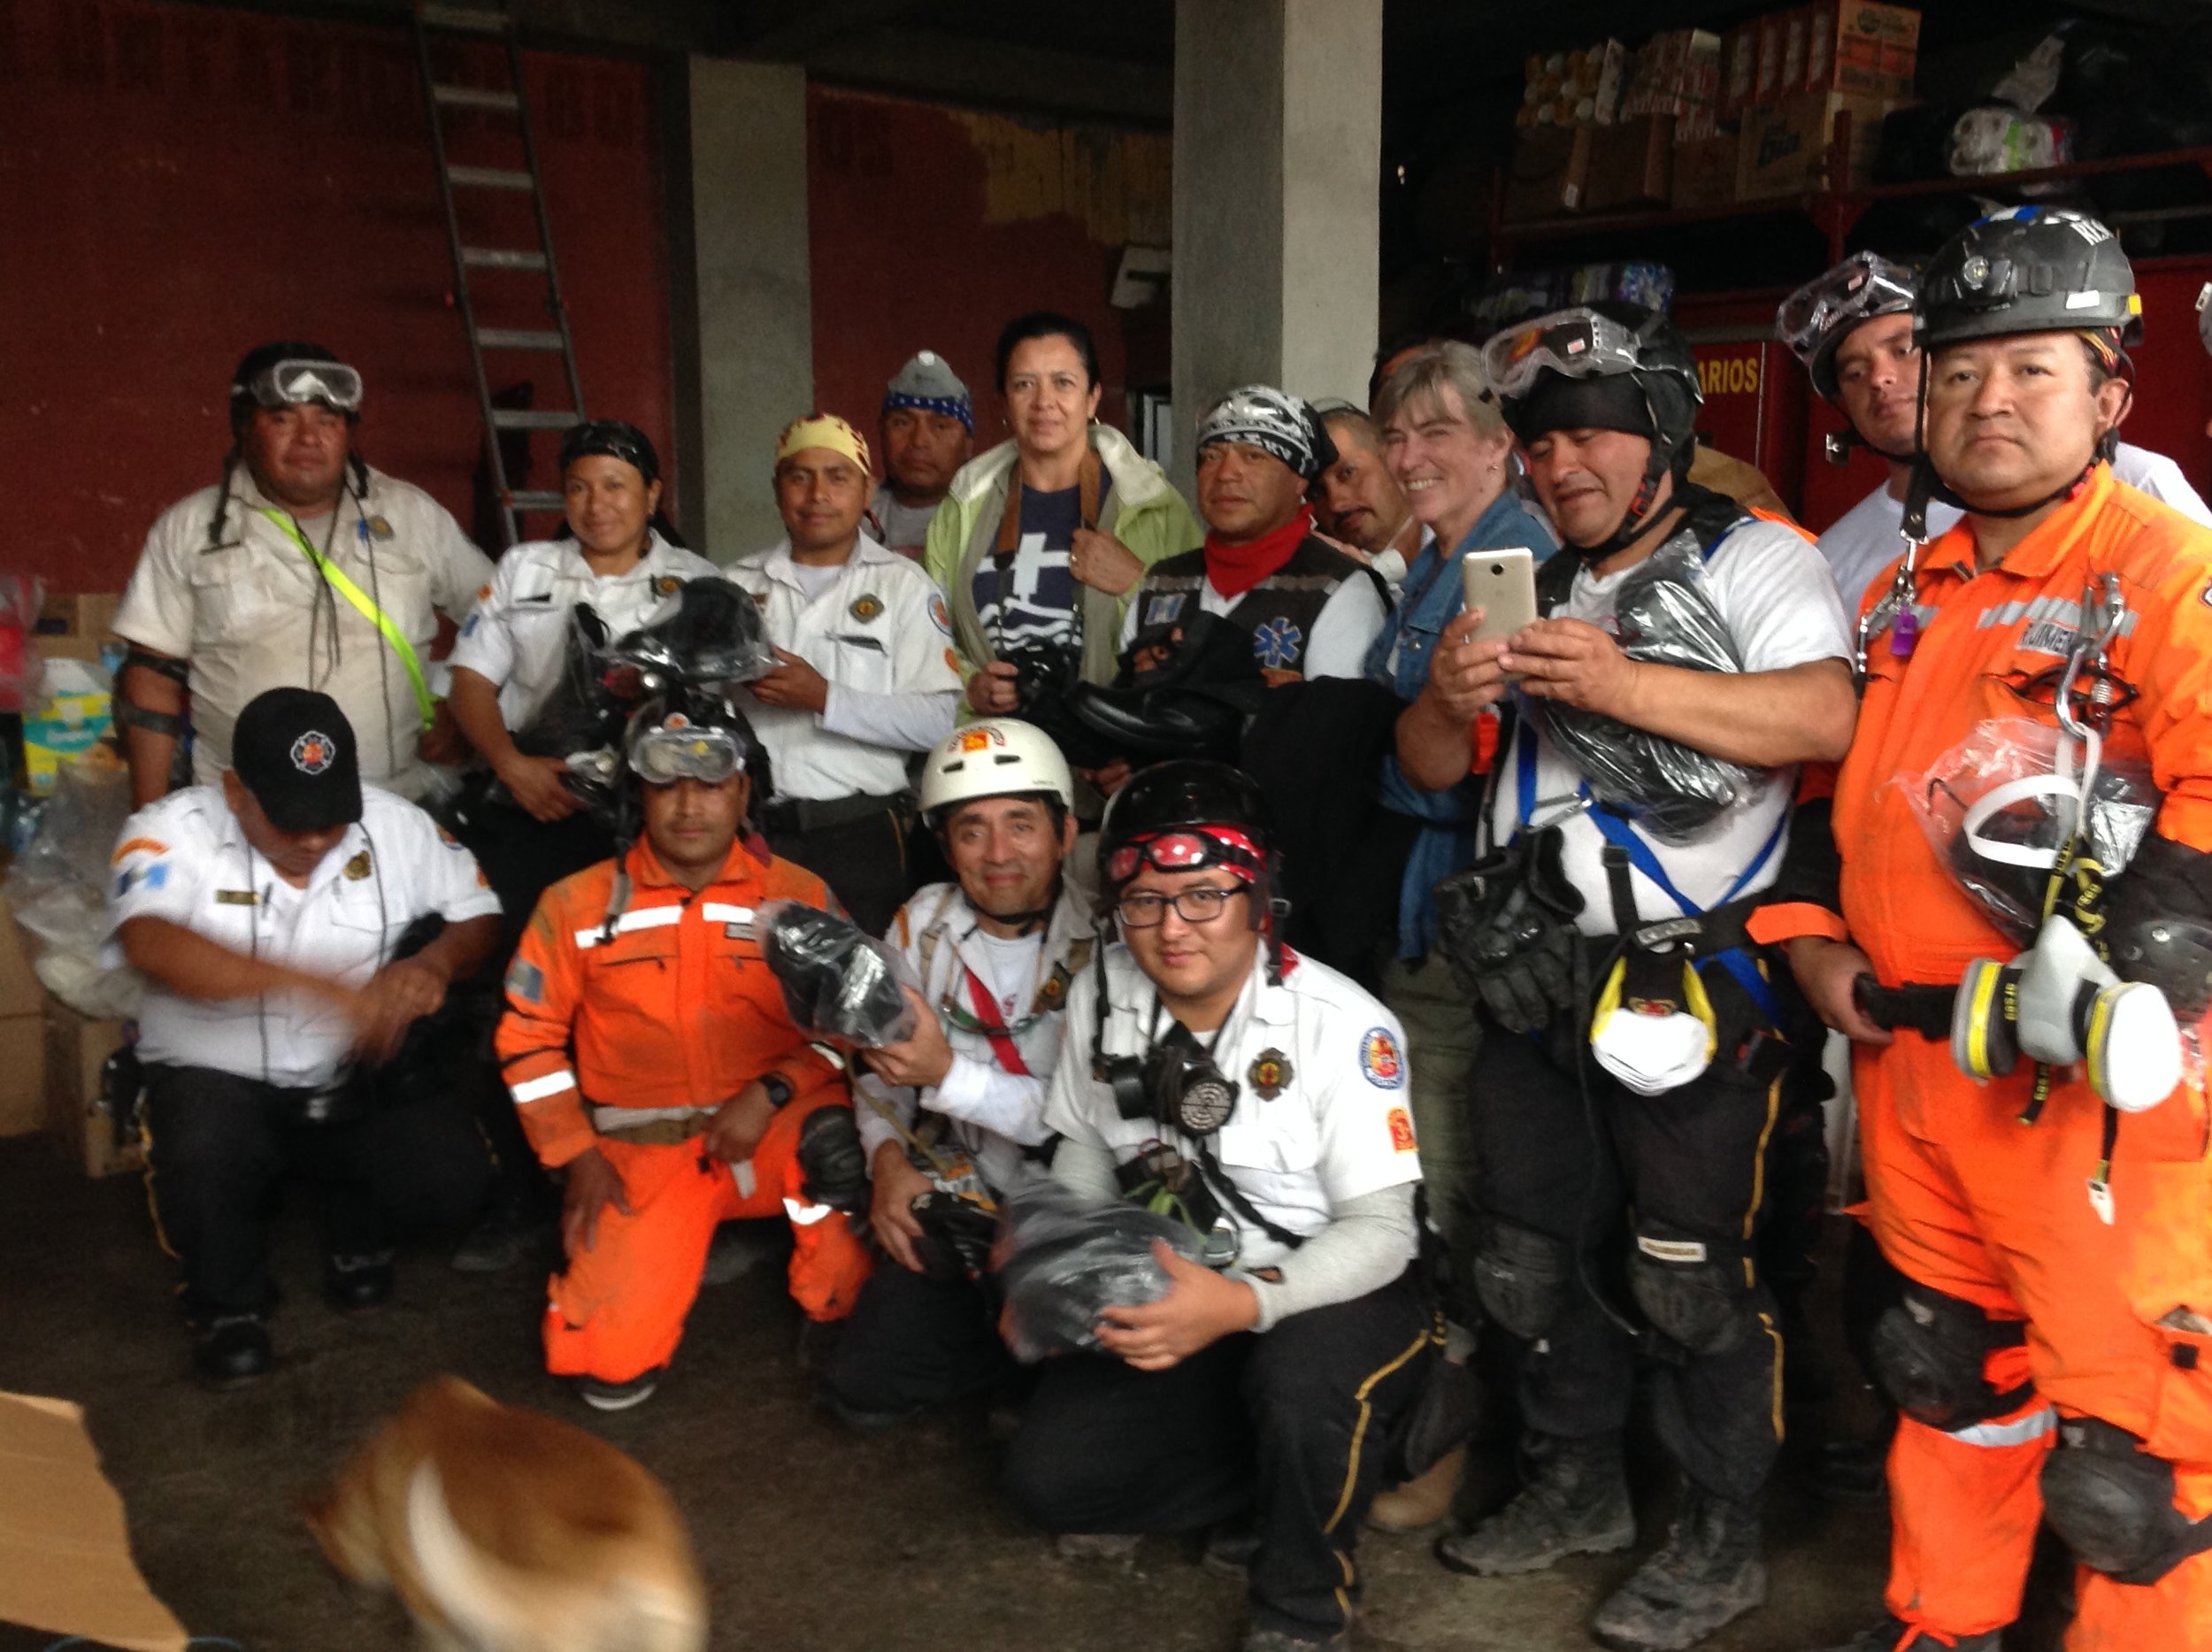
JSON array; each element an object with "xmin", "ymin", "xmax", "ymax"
[
  {"xmin": 1435, "ymin": 1431, "xmax": 1635, "ymax": 1577},
  {"xmin": 325, "ymin": 1251, "xmax": 395, "ymax": 1313},
  {"xmin": 193, "ymin": 1312, "xmax": 273, "ymax": 1389},
  {"xmin": 1806, "ymin": 1617, "xmax": 2001, "ymax": 1652},
  {"xmin": 1590, "ymin": 1482, "xmax": 1766, "ymax": 1651}
]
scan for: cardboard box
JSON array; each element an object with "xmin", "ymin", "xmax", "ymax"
[
  {"xmin": 0, "ymin": 896, "xmax": 42, "ymax": 1019},
  {"xmin": 1755, "ymin": 12, "xmax": 1787, "ymax": 103},
  {"xmin": 1502, "ymin": 123, "xmax": 1592, "ymax": 221},
  {"xmin": 1738, "ymin": 90, "xmax": 1900, "ymax": 200},
  {"xmin": 1671, "ymin": 134, "xmax": 1742, "ymax": 209},
  {"xmin": 1807, "ymin": 0, "xmax": 1919, "ymax": 96},
  {"xmin": 1780, "ymin": 6, "xmax": 1810, "ymax": 94},
  {"xmin": 0, "ymin": 1012, "xmax": 44, "ymax": 1136},
  {"xmin": 32, "ymin": 591, "xmax": 122, "ymax": 665},
  {"xmin": 1584, "ymin": 114, "xmax": 1674, "ymax": 211},
  {"xmin": 1720, "ymin": 23, "xmax": 1759, "ymax": 120},
  {"xmin": 45, "ymin": 1002, "xmax": 139, "ymax": 1178}
]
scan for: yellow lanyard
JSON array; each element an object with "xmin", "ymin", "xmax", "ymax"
[{"xmin": 257, "ymin": 509, "xmax": 436, "ymax": 731}]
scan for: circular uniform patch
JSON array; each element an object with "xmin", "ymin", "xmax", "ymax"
[
  {"xmin": 849, "ymin": 593, "xmax": 885, "ymax": 623},
  {"xmin": 653, "ymin": 574, "xmax": 684, "ymax": 597},
  {"xmin": 342, "ymin": 850, "xmax": 372, "ymax": 881},
  {"xmin": 1360, "ymin": 1026, "xmax": 1405, "ymax": 1089},
  {"xmin": 290, "ymin": 731, "xmax": 336, "ymax": 774},
  {"xmin": 928, "ymin": 595, "xmax": 953, "ymax": 636}
]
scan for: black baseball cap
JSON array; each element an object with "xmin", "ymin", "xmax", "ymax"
[{"xmin": 230, "ymin": 688, "xmax": 363, "ymax": 832}]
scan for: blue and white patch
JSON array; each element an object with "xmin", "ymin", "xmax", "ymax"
[
  {"xmin": 115, "ymin": 863, "xmax": 169, "ymax": 898},
  {"xmin": 1142, "ymin": 592, "xmax": 1188, "ymax": 629},
  {"xmin": 1251, "ymin": 618, "xmax": 1304, "ymax": 669},
  {"xmin": 503, "ymin": 958, "xmax": 545, "ymax": 1005},
  {"xmin": 1359, "ymin": 1026, "xmax": 1404, "ymax": 1089},
  {"xmin": 460, "ymin": 611, "xmax": 480, "ymax": 638}
]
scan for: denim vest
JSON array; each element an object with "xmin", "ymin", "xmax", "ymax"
[{"xmin": 1364, "ymin": 489, "xmax": 1557, "ymax": 959}]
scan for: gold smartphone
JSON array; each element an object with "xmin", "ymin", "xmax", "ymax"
[{"xmin": 1459, "ymin": 548, "xmax": 1540, "ymax": 677}]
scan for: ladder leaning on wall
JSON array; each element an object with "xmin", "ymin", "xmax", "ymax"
[{"xmin": 410, "ymin": 1, "xmax": 586, "ymax": 550}]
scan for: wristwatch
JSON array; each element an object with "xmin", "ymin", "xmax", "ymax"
[{"xmin": 760, "ymin": 1072, "xmax": 795, "ymax": 1110}]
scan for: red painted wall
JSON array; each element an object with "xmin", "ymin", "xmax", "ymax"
[
  {"xmin": 805, "ymin": 86, "xmax": 1169, "ymax": 463},
  {"xmin": 1, "ymin": 0, "xmax": 672, "ymax": 593}
]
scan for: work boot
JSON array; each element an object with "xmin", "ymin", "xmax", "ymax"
[
  {"xmin": 1204, "ymin": 1521, "xmax": 1261, "ymax": 1579},
  {"xmin": 1806, "ymin": 1618, "xmax": 2001, "ymax": 1652},
  {"xmin": 578, "ymin": 1367, "xmax": 664, "ymax": 1412},
  {"xmin": 192, "ymin": 1312, "xmax": 273, "ymax": 1390},
  {"xmin": 700, "ymin": 1224, "xmax": 772, "ymax": 1287},
  {"xmin": 449, "ymin": 1198, "xmax": 551, "ymax": 1273},
  {"xmin": 1590, "ymin": 1483, "xmax": 1766, "ymax": 1651},
  {"xmin": 1369, "ymin": 1445, "xmax": 1466, "ymax": 1533},
  {"xmin": 1436, "ymin": 1432, "xmax": 1634, "ymax": 1577},
  {"xmin": 324, "ymin": 1251, "xmax": 395, "ymax": 1314}
]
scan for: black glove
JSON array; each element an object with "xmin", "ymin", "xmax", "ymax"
[
  {"xmin": 1433, "ymin": 829, "xmax": 1585, "ymax": 1033},
  {"xmin": 2105, "ymin": 834, "xmax": 2212, "ymax": 1020},
  {"xmin": 796, "ymin": 1106, "xmax": 870, "ymax": 1218}
]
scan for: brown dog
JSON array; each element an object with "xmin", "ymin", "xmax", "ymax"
[{"xmin": 304, "ymin": 1375, "xmax": 708, "ymax": 1652}]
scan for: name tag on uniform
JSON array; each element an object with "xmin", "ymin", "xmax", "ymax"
[
  {"xmin": 214, "ymin": 889, "xmax": 259, "ymax": 906},
  {"xmin": 834, "ymin": 634, "xmax": 886, "ymax": 653}
]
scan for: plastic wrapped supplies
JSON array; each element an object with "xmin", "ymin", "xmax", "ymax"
[
  {"xmin": 1531, "ymin": 533, "xmax": 1766, "ymax": 842},
  {"xmin": 4, "ymin": 754, "xmax": 141, "ymax": 1019},
  {"xmin": 757, "ymin": 901, "xmax": 918, "ymax": 1046},
  {"xmin": 996, "ymin": 1181, "xmax": 1204, "ymax": 1363},
  {"xmin": 609, "ymin": 578, "xmax": 776, "ymax": 686},
  {"xmin": 1901, "ymin": 717, "xmax": 2157, "ymax": 946}
]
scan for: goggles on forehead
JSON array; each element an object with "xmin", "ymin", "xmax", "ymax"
[
  {"xmin": 234, "ymin": 359, "xmax": 364, "ymax": 415},
  {"xmin": 1482, "ymin": 307, "xmax": 1647, "ymax": 402},
  {"xmin": 1104, "ymin": 827, "xmax": 1263, "ymax": 887},
  {"xmin": 1778, "ymin": 254, "xmax": 1917, "ymax": 366},
  {"xmin": 629, "ymin": 723, "xmax": 746, "ymax": 786}
]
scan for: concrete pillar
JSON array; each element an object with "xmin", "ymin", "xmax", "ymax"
[
  {"xmin": 1170, "ymin": 0, "xmax": 1380, "ymax": 491},
  {"xmin": 688, "ymin": 58, "xmax": 812, "ymax": 561}
]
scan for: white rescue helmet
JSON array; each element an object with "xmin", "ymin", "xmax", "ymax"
[{"xmin": 918, "ymin": 718, "xmax": 1074, "ymax": 826}]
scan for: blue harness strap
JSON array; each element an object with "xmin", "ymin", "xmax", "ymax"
[{"xmin": 1513, "ymin": 714, "xmax": 1786, "ymax": 1026}]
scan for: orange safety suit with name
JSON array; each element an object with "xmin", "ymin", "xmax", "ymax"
[
  {"xmin": 1829, "ymin": 465, "xmax": 2212, "ymax": 1648},
  {"xmin": 498, "ymin": 834, "xmax": 873, "ymax": 1384}
]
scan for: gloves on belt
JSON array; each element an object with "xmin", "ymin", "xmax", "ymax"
[{"xmin": 1434, "ymin": 828, "xmax": 1586, "ymax": 1034}]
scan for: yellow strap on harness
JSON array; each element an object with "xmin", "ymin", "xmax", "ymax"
[{"xmin": 257, "ymin": 508, "xmax": 437, "ymax": 731}]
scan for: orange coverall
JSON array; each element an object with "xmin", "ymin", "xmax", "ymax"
[
  {"xmin": 1828, "ymin": 465, "xmax": 2212, "ymax": 1648},
  {"xmin": 498, "ymin": 835, "xmax": 873, "ymax": 1383}
]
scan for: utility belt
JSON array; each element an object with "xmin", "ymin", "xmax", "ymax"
[
  {"xmin": 757, "ymin": 789, "xmax": 913, "ymax": 836},
  {"xmin": 591, "ymin": 1103, "xmax": 718, "ymax": 1146},
  {"xmin": 1854, "ymin": 978, "xmax": 1961, "ymax": 1041}
]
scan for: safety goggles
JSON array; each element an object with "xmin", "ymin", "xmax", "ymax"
[
  {"xmin": 1778, "ymin": 253, "xmax": 1917, "ymax": 367},
  {"xmin": 1104, "ymin": 827, "xmax": 1263, "ymax": 888},
  {"xmin": 628, "ymin": 723, "xmax": 746, "ymax": 786},
  {"xmin": 233, "ymin": 358, "xmax": 364, "ymax": 414},
  {"xmin": 1481, "ymin": 307, "xmax": 1645, "ymax": 402}
]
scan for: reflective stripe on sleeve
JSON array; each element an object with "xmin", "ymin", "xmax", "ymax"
[
  {"xmin": 1947, "ymin": 1407, "xmax": 2058, "ymax": 1449},
  {"xmin": 511, "ymin": 1070, "xmax": 579, "ymax": 1104},
  {"xmin": 572, "ymin": 904, "xmax": 685, "ymax": 949},
  {"xmin": 783, "ymin": 1197, "xmax": 835, "ymax": 1226},
  {"xmin": 701, "ymin": 902, "xmax": 756, "ymax": 926}
]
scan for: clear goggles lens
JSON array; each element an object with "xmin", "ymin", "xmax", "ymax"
[
  {"xmin": 1482, "ymin": 308, "xmax": 1644, "ymax": 401},
  {"xmin": 1777, "ymin": 256, "xmax": 1917, "ymax": 364},
  {"xmin": 1104, "ymin": 828, "xmax": 1260, "ymax": 886},
  {"xmin": 629, "ymin": 726, "xmax": 745, "ymax": 786},
  {"xmin": 236, "ymin": 359, "xmax": 364, "ymax": 413}
]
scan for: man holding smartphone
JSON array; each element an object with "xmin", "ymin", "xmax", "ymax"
[{"xmin": 1395, "ymin": 304, "xmax": 1856, "ymax": 1651}]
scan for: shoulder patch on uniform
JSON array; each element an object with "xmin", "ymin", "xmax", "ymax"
[
  {"xmin": 115, "ymin": 863, "xmax": 169, "ymax": 898},
  {"xmin": 928, "ymin": 594, "xmax": 952, "ymax": 636},
  {"xmin": 1359, "ymin": 1026, "xmax": 1404, "ymax": 1090},
  {"xmin": 435, "ymin": 824, "xmax": 465, "ymax": 849},
  {"xmin": 849, "ymin": 593, "xmax": 884, "ymax": 623},
  {"xmin": 475, "ymin": 582, "xmax": 494, "ymax": 603},
  {"xmin": 1248, "ymin": 1048, "xmax": 1292, "ymax": 1100},
  {"xmin": 111, "ymin": 836, "xmax": 169, "ymax": 864},
  {"xmin": 1386, "ymin": 1106, "xmax": 1417, "ymax": 1153},
  {"xmin": 504, "ymin": 958, "xmax": 545, "ymax": 1004},
  {"xmin": 944, "ymin": 647, "xmax": 959, "ymax": 672}
]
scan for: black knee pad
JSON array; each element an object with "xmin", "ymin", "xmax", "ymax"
[
  {"xmin": 1868, "ymin": 1282, "xmax": 2030, "ymax": 1432},
  {"xmin": 1472, "ymin": 1218, "xmax": 1569, "ymax": 1342},
  {"xmin": 796, "ymin": 1106, "xmax": 868, "ymax": 1216},
  {"xmin": 2041, "ymin": 1417, "xmax": 2212, "ymax": 1586},
  {"xmin": 1626, "ymin": 1232, "xmax": 1752, "ymax": 1357}
]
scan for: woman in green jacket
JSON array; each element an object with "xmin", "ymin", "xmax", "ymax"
[{"xmin": 924, "ymin": 311, "xmax": 1202, "ymax": 714}]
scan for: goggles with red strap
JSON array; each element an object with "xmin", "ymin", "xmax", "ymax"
[{"xmin": 1104, "ymin": 826, "xmax": 1264, "ymax": 887}]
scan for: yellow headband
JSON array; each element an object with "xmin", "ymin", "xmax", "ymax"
[{"xmin": 774, "ymin": 413, "xmax": 872, "ymax": 474}]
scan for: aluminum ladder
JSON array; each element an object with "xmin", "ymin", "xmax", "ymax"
[{"xmin": 411, "ymin": 2, "xmax": 584, "ymax": 549}]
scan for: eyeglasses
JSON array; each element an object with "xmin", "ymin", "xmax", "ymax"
[{"xmin": 1115, "ymin": 886, "xmax": 1247, "ymax": 928}]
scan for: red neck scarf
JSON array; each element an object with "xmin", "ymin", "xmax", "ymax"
[{"xmin": 1204, "ymin": 504, "xmax": 1314, "ymax": 599}]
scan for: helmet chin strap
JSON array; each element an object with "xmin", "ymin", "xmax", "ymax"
[
  {"xmin": 978, "ymin": 867, "xmax": 1062, "ymax": 935},
  {"xmin": 1911, "ymin": 348, "xmax": 2131, "ymax": 528},
  {"xmin": 1574, "ymin": 439, "xmax": 1684, "ymax": 559}
]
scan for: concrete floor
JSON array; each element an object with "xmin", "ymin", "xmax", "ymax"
[{"xmin": 0, "ymin": 1134, "xmax": 1998, "ymax": 1652}]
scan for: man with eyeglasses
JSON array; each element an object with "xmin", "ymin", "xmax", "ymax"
[
  {"xmin": 1001, "ymin": 760, "xmax": 1439, "ymax": 1652},
  {"xmin": 818, "ymin": 718, "xmax": 1089, "ymax": 1431},
  {"xmin": 496, "ymin": 690, "xmax": 873, "ymax": 1411},
  {"xmin": 114, "ymin": 342, "xmax": 493, "ymax": 810}
]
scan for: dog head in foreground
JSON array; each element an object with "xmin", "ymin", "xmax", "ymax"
[{"xmin": 303, "ymin": 1375, "xmax": 707, "ymax": 1652}]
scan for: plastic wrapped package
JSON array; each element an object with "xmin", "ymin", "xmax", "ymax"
[
  {"xmin": 1901, "ymin": 717, "xmax": 2156, "ymax": 946},
  {"xmin": 757, "ymin": 900, "xmax": 918, "ymax": 1046},
  {"xmin": 995, "ymin": 1180, "xmax": 1205, "ymax": 1363},
  {"xmin": 1950, "ymin": 108, "xmax": 2075, "ymax": 176},
  {"xmin": 4, "ymin": 754, "xmax": 142, "ymax": 1018},
  {"xmin": 608, "ymin": 578, "xmax": 776, "ymax": 686},
  {"xmin": 1531, "ymin": 532, "xmax": 1764, "ymax": 842},
  {"xmin": 511, "ymin": 603, "xmax": 619, "ymax": 759}
]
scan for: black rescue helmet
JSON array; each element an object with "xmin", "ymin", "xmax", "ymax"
[
  {"xmin": 1096, "ymin": 760, "xmax": 1274, "ymax": 893},
  {"xmin": 1916, "ymin": 207, "xmax": 2142, "ymax": 353}
]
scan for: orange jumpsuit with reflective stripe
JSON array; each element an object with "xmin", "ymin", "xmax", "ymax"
[
  {"xmin": 498, "ymin": 835, "xmax": 872, "ymax": 1383},
  {"xmin": 1834, "ymin": 466, "xmax": 2212, "ymax": 1647}
]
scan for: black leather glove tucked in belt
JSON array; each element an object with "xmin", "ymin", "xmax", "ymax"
[{"xmin": 1433, "ymin": 827, "xmax": 1586, "ymax": 1034}]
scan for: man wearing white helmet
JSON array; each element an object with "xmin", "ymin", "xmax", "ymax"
[
  {"xmin": 820, "ymin": 718, "xmax": 1091, "ymax": 1428},
  {"xmin": 1779, "ymin": 252, "xmax": 2209, "ymax": 611}
]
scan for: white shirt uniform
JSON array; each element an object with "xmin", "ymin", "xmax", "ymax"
[
  {"xmin": 855, "ymin": 880, "xmax": 1091, "ymax": 1198},
  {"xmin": 104, "ymin": 786, "xmax": 503, "ymax": 1089},
  {"xmin": 1116, "ymin": 566, "xmax": 1391, "ymax": 680},
  {"xmin": 113, "ymin": 466, "xmax": 493, "ymax": 799},
  {"xmin": 1489, "ymin": 515, "xmax": 1853, "ymax": 936},
  {"xmin": 726, "ymin": 533, "xmax": 962, "ymax": 801},
  {"xmin": 1817, "ymin": 443, "xmax": 2212, "ymax": 612},
  {"xmin": 445, "ymin": 533, "xmax": 719, "ymax": 728},
  {"xmin": 868, "ymin": 484, "xmax": 942, "ymax": 561},
  {"xmin": 1044, "ymin": 941, "xmax": 1423, "ymax": 1272}
]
